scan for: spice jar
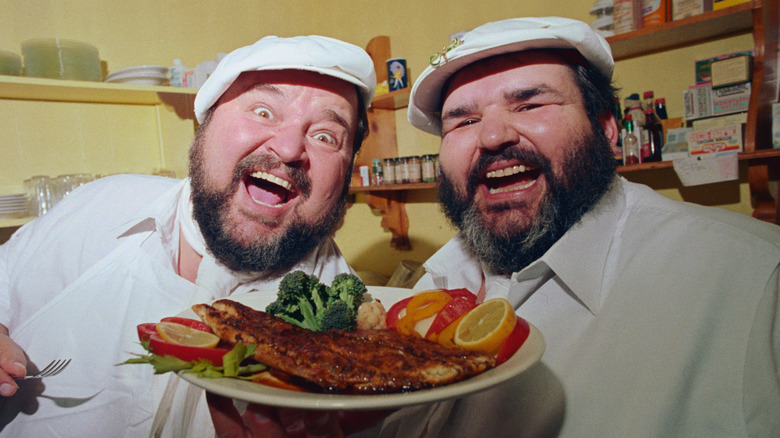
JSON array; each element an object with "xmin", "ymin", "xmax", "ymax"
[
  {"xmin": 407, "ymin": 156, "xmax": 422, "ymax": 183},
  {"xmin": 382, "ymin": 158, "xmax": 396, "ymax": 185},
  {"xmin": 371, "ymin": 158, "xmax": 384, "ymax": 185},
  {"xmin": 422, "ymin": 154, "xmax": 437, "ymax": 182},
  {"xmin": 398, "ymin": 157, "xmax": 410, "ymax": 184}
]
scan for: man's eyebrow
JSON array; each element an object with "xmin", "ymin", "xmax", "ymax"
[
  {"xmin": 323, "ymin": 108, "xmax": 351, "ymax": 132},
  {"xmin": 442, "ymin": 102, "xmax": 478, "ymax": 123},
  {"xmin": 251, "ymin": 83, "xmax": 285, "ymax": 96},
  {"xmin": 504, "ymin": 84, "xmax": 557, "ymax": 102}
]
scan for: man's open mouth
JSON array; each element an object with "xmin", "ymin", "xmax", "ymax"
[
  {"xmin": 484, "ymin": 164, "xmax": 540, "ymax": 194},
  {"xmin": 246, "ymin": 170, "xmax": 296, "ymax": 207}
]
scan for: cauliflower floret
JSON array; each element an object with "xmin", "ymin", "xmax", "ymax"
[{"xmin": 356, "ymin": 299, "xmax": 387, "ymax": 330}]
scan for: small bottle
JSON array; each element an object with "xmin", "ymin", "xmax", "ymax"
[
  {"xmin": 398, "ymin": 157, "xmax": 410, "ymax": 183},
  {"xmin": 623, "ymin": 114, "xmax": 641, "ymax": 165},
  {"xmin": 371, "ymin": 158, "xmax": 383, "ymax": 185},
  {"xmin": 422, "ymin": 155, "xmax": 437, "ymax": 182},
  {"xmin": 382, "ymin": 158, "xmax": 396, "ymax": 185},
  {"xmin": 169, "ymin": 59, "xmax": 185, "ymax": 87},
  {"xmin": 643, "ymin": 108, "xmax": 663, "ymax": 162},
  {"xmin": 407, "ymin": 156, "xmax": 422, "ymax": 183},
  {"xmin": 654, "ymin": 98, "xmax": 668, "ymax": 120},
  {"xmin": 642, "ymin": 90, "xmax": 654, "ymax": 112}
]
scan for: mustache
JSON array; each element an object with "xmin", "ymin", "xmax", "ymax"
[{"xmin": 233, "ymin": 154, "xmax": 312, "ymax": 199}]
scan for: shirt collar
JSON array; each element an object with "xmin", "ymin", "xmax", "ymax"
[{"xmin": 529, "ymin": 177, "xmax": 625, "ymax": 315}]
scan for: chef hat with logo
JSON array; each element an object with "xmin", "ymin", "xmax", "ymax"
[
  {"xmin": 194, "ymin": 35, "xmax": 377, "ymax": 123},
  {"xmin": 407, "ymin": 17, "xmax": 614, "ymax": 135}
]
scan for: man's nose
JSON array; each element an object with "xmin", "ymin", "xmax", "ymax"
[
  {"xmin": 265, "ymin": 123, "xmax": 308, "ymax": 164},
  {"xmin": 478, "ymin": 112, "xmax": 519, "ymax": 152}
]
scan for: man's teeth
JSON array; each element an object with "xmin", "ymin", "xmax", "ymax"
[
  {"xmin": 250, "ymin": 171, "xmax": 292, "ymax": 190},
  {"xmin": 488, "ymin": 179, "xmax": 536, "ymax": 194},
  {"xmin": 486, "ymin": 164, "xmax": 529, "ymax": 178}
]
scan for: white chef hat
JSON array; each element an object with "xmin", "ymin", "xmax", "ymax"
[
  {"xmin": 194, "ymin": 35, "xmax": 377, "ymax": 123},
  {"xmin": 407, "ymin": 17, "xmax": 614, "ymax": 135}
]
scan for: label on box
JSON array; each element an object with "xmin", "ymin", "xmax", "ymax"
[
  {"xmin": 712, "ymin": 82, "xmax": 750, "ymax": 116},
  {"xmin": 687, "ymin": 124, "xmax": 743, "ymax": 155},
  {"xmin": 672, "ymin": 0, "xmax": 706, "ymax": 20},
  {"xmin": 683, "ymin": 83, "xmax": 712, "ymax": 120},
  {"xmin": 711, "ymin": 55, "xmax": 751, "ymax": 88}
]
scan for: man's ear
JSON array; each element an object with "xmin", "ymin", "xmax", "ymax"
[{"xmin": 599, "ymin": 111, "xmax": 620, "ymax": 156}]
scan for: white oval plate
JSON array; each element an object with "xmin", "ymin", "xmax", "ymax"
[{"xmin": 178, "ymin": 286, "xmax": 545, "ymax": 410}]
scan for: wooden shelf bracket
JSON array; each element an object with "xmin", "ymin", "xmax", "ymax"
[{"xmin": 364, "ymin": 191, "xmax": 411, "ymax": 250}]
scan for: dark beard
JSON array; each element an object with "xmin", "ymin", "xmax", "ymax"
[
  {"xmin": 188, "ymin": 129, "xmax": 350, "ymax": 274},
  {"xmin": 438, "ymin": 128, "xmax": 616, "ymax": 275}
]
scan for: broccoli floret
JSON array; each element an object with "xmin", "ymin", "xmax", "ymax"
[
  {"xmin": 319, "ymin": 300, "xmax": 357, "ymax": 331},
  {"xmin": 266, "ymin": 271, "xmax": 367, "ymax": 332},
  {"xmin": 266, "ymin": 270, "xmax": 329, "ymax": 331},
  {"xmin": 328, "ymin": 273, "xmax": 367, "ymax": 310}
]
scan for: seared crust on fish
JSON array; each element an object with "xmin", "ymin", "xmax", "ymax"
[{"xmin": 192, "ymin": 299, "xmax": 496, "ymax": 393}]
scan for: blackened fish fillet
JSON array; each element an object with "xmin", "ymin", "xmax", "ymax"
[{"xmin": 192, "ymin": 299, "xmax": 496, "ymax": 393}]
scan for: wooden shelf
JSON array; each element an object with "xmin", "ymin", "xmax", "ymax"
[
  {"xmin": 349, "ymin": 182, "xmax": 435, "ymax": 193},
  {"xmin": 0, "ymin": 75, "xmax": 197, "ymax": 105},
  {"xmin": 618, "ymin": 148, "xmax": 780, "ymax": 173},
  {"xmin": 371, "ymin": 88, "xmax": 410, "ymax": 110},
  {"xmin": 606, "ymin": 3, "xmax": 755, "ymax": 60}
]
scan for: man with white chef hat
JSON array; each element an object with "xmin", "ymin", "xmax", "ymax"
[
  {"xmin": 357, "ymin": 16, "xmax": 780, "ymax": 438},
  {"xmin": 0, "ymin": 34, "xmax": 378, "ymax": 437}
]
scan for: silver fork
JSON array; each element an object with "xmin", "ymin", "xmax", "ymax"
[{"xmin": 13, "ymin": 359, "xmax": 71, "ymax": 380}]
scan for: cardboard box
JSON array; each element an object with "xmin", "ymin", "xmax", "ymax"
[
  {"xmin": 710, "ymin": 54, "xmax": 751, "ymax": 88},
  {"xmin": 695, "ymin": 50, "xmax": 752, "ymax": 84},
  {"xmin": 663, "ymin": 127, "xmax": 692, "ymax": 160},
  {"xmin": 687, "ymin": 124, "xmax": 743, "ymax": 155},
  {"xmin": 683, "ymin": 83, "xmax": 712, "ymax": 120},
  {"xmin": 713, "ymin": 0, "xmax": 750, "ymax": 10},
  {"xmin": 614, "ymin": 0, "xmax": 643, "ymax": 34},
  {"xmin": 711, "ymin": 82, "xmax": 750, "ymax": 116},
  {"xmin": 692, "ymin": 112, "xmax": 746, "ymax": 131},
  {"xmin": 672, "ymin": 0, "xmax": 712, "ymax": 20}
]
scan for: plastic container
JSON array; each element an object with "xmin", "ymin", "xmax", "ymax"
[
  {"xmin": 169, "ymin": 59, "xmax": 185, "ymax": 87},
  {"xmin": 22, "ymin": 38, "xmax": 101, "ymax": 81},
  {"xmin": 0, "ymin": 50, "xmax": 22, "ymax": 76}
]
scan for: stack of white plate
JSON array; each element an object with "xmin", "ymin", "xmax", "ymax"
[
  {"xmin": 105, "ymin": 65, "xmax": 169, "ymax": 86},
  {"xmin": 0, "ymin": 193, "xmax": 30, "ymax": 219}
]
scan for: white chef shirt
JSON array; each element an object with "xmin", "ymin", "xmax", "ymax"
[
  {"xmin": 0, "ymin": 174, "xmax": 354, "ymax": 437},
  {"xmin": 369, "ymin": 177, "xmax": 780, "ymax": 438}
]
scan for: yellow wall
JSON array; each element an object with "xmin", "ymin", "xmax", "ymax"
[{"xmin": 0, "ymin": 0, "xmax": 764, "ymax": 276}]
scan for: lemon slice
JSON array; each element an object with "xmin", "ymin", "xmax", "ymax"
[
  {"xmin": 454, "ymin": 298, "xmax": 516, "ymax": 355},
  {"xmin": 156, "ymin": 321, "xmax": 220, "ymax": 348}
]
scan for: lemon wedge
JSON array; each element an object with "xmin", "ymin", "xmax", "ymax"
[
  {"xmin": 454, "ymin": 298, "xmax": 516, "ymax": 355},
  {"xmin": 156, "ymin": 321, "xmax": 220, "ymax": 348}
]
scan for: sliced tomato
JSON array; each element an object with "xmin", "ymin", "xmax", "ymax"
[
  {"xmin": 160, "ymin": 316, "xmax": 212, "ymax": 333},
  {"xmin": 135, "ymin": 320, "xmax": 230, "ymax": 366},
  {"xmin": 425, "ymin": 296, "xmax": 477, "ymax": 339},
  {"xmin": 385, "ymin": 296, "xmax": 413, "ymax": 329},
  {"xmin": 495, "ymin": 316, "xmax": 530, "ymax": 365},
  {"xmin": 443, "ymin": 288, "xmax": 478, "ymax": 304}
]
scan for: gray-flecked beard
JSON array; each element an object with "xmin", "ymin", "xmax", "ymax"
[
  {"xmin": 188, "ymin": 134, "xmax": 350, "ymax": 274},
  {"xmin": 437, "ymin": 129, "xmax": 616, "ymax": 275}
]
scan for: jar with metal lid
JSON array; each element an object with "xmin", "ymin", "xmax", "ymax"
[
  {"xmin": 407, "ymin": 156, "xmax": 422, "ymax": 183},
  {"xmin": 422, "ymin": 154, "xmax": 437, "ymax": 182},
  {"xmin": 371, "ymin": 158, "xmax": 384, "ymax": 185},
  {"xmin": 382, "ymin": 158, "xmax": 396, "ymax": 185}
]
